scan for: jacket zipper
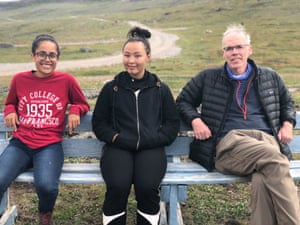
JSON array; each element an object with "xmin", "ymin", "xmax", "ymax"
[
  {"xmin": 134, "ymin": 89, "xmax": 141, "ymax": 150},
  {"xmin": 236, "ymin": 78, "xmax": 253, "ymax": 120}
]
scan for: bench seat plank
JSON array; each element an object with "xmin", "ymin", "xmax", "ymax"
[
  {"xmin": 166, "ymin": 160, "xmax": 300, "ymax": 173},
  {"xmin": 13, "ymin": 160, "xmax": 300, "ymax": 185},
  {"xmin": 15, "ymin": 172, "xmax": 104, "ymax": 184},
  {"xmin": 15, "ymin": 160, "xmax": 300, "ymax": 175}
]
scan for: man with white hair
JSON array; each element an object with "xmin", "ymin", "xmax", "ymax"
[{"xmin": 176, "ymin": 24, "xmax": 300, "ymax": 225}]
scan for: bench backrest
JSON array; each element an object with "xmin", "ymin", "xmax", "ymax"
[{"xmin": 0, "ymin": 112, "xmax": 299, "ymax": 157}]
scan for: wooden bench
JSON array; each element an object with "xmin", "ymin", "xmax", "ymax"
[{"xmin": 0, "ymin": 112, "xmax": 299, "ymax": 225}]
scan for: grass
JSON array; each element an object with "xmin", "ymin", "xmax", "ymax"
[
  {"xmin": 1, "ymin": 0, "xmax": 300, "ymax": 224},
  {"xmin": 9, "ymin": 182, "xmax": 300, "ymax": 225},
  {"xmin": 10, "ymin": 183, "xmax": 252, "ymax": 225}
]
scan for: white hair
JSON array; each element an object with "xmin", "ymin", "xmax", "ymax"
[{"xmin": 222, "ymin": 24, "xmax": 251, "ymax": 47}]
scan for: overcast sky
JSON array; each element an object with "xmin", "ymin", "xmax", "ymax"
[{"xmin": 0, "ymin": 0, "xmax": 20, "ymax": 2}]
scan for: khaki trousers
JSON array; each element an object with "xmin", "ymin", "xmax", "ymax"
[{"xmin": 215, "ymin": 130, "xmax": 300, "ymax": 225}]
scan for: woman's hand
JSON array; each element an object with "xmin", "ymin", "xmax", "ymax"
[
  {"xmin": 66, "ymin": 114, "xmax": 80, "ymax": 135},
  {"xmin": 4, "ymin": 112, "xmax": 19, "ymax": 132}
]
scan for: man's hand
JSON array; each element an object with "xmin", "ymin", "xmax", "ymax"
[
  {"xmin": 66, "ymin": 114, "xmax": 80, "ymax": 135},
  {"xmin": 278, "ymin": 121, "xmax": 293, "ymax": 144},
  {"xmin": 4, "ymin": 112, "xmax": 19, "ymax": 132},
  {"xmin": 191, "ymin": 118, "xmax": 212, "ymax": 140}
]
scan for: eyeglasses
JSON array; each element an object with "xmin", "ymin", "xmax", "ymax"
[
  {"xmin": 35, "ymin": 52, "xmax": 58, "ymax": 60},
  {"xmin": 223, "ymin": 44, "xmax": 249, "ymax": 52}
]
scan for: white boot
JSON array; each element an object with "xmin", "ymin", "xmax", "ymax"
[
  {"xmin": 103, "ymin": 211, "xmax": 126, "ymax": 225},
  {"xmin": 137, "ymin": 209, "xmax": 160, "ymax": 225}
]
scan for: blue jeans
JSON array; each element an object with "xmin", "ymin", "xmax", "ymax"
[{"xmin": 0, "ymin": 138, "xmax": 64, "ymax": 213}]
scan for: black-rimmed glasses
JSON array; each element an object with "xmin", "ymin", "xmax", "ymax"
[{"xmin": 35, "ymin": 51, "xmax": 58, "ymax": 60}]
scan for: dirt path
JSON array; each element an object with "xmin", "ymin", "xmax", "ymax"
[{"xmin": 0, "ymin": 21, "xmax": 181, "ymax": 76}]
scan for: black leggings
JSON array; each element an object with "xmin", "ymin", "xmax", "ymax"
[{"xmin": 101, "ymin": 145, "xmax": 167, "ymax": 216}]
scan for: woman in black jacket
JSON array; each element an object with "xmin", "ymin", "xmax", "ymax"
[{"xmin": 92, "ymin": 27, "xmax": 180, "ymax": 225}]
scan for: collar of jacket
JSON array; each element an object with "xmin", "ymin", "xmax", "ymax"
[
  {"xmin": 113, "ymin": 70, "xmax": 161, "ymax": 90},
  {"xmin": 222, "ymin": 58, "xmax": 258, "ymax": 80}
]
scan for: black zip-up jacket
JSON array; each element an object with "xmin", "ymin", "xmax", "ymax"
[
  {"xmin": 176, "ymin": 59, "xmax": 296, "ymax": 168},
  {"xmin": 92, "ymin": 71, "xmax": 180, "ymax": 151}
]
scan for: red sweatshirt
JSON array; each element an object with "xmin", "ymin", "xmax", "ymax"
[{"xmin": 4, "ymin": 71, "xmax": 90, "ymax": 149}]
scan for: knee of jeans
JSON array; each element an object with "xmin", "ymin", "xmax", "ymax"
[{"xmin": 35, "ymin": 180, "xmax": 58, "ymax": 195}]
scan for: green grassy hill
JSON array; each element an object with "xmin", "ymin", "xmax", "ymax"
[
  {"xmin": 0, "ymin": 0, "xmax": 299, "ymax": 72},
  {"xmin": 0, "ymin": 0, "xmax": 299, "ymax": 106}
]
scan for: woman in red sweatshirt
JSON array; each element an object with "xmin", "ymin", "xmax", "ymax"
[{"xmin": 0, "ymin": 34, "xmax": 89, "ymax": 225}]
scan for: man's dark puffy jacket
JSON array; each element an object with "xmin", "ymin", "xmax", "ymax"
[
  {"xmin": 92, "ymin": 71, "xmax": 180, "ymax": 151},
  {"xmin": 176, "ymin": 59, "xmax": 296, "ymax": 170}
]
